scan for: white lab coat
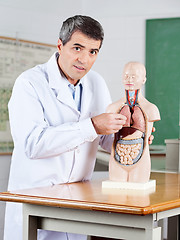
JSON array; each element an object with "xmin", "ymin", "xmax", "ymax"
[{"xmin": 4, "ymin": 53, "xmax": 113, "ymax": 240}]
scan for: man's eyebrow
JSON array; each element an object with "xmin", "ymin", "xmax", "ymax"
[
  {"xmin": 92, "ymin": 48, "xmax": 99, "ymax": 52},
  {"xmin": 73, "ymin": 43, "xmax": 99, "ymax": 52},
  {"xmin": 73, "ymin": 43, "xmax": 85, "ymax": 48}
]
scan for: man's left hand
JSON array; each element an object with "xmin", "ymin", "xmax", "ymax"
[{"xmin": 149, "ymin": 127, "xmax": 155, "ymax": 144}]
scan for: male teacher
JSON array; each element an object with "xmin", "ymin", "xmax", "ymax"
[{"xmin": 4, "ymin": 15, "xmax": 127, "ymax": 240}]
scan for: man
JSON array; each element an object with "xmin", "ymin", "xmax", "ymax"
[{"xmin": 4, "ymin": 15, "xmax": 126, "ymax": 240}]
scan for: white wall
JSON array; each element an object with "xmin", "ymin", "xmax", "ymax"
[{"xmin": 0, "ymin": 0, "xmax": 179, "ymax": 101}]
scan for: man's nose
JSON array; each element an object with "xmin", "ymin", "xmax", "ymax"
[{"xmin": 77, "ymin": 51, "xmax": 89, "ymax": 64}]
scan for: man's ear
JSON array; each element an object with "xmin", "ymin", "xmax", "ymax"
[
  {"xmin": 57, "ymin": 39, "xmax": 63, "ymax": 53},
  {"xmin": 143, "ymin": 77, "xmax": 147, "ymax": 84}
]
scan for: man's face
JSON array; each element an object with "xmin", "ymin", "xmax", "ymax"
[
  {"xmin": 57, "ymin": 31, "xmax": 101, "ymax": 85},
  {"xmin": 122, "ymin": 63, "xmax": 146, "ymax": 91}
]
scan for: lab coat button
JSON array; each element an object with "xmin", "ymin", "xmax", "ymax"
[{"xmin": 77, "ymin": 149, "xmax": 80, "ymax": 154}]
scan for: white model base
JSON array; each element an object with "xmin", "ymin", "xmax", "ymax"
[{"xmin": 102, "ymin": 179, "xmax": 156, "ymax": 190}]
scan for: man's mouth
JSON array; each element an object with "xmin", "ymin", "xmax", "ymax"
[{"xmin": 74, "ymin": 65, "xmax": 85, "ymax": 71}]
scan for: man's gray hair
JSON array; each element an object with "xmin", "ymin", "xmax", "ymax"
[{"xmin": 59, "ymin": 15, "xmax": 104, "ymax": 48}]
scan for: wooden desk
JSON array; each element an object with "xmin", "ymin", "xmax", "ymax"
[{"xmin": 0, "ymin": 172, "xmax": 180, "ymax": 240}]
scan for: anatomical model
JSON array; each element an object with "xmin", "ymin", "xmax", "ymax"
[{"xmin": 107, "ymin": 62, "xmax": 160, "ymax": 183}]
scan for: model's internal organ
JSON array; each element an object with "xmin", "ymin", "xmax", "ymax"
[
  {"xmin": 114, "ymin": 104, "xmax": 146, "ymax": 166},
  {"xmin": 116, "ymin": 142, "xmax": 141, "ymax": 165},
  {"xmin": 119, "ymin": 105, "xmax": 145, "ymax": 132}
]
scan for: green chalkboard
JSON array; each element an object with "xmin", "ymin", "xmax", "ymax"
[{"xmin": 146, "ymin": 18, "xmax": 180, "ymax": 145}]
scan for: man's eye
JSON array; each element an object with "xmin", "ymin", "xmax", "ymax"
[
  {"xmin": 90, "ymin": 50, "xmax": 97, "ymax": 55},
  {"xmin": 74, "ymin": 47, "xmax": 80, "ymax": 51}
]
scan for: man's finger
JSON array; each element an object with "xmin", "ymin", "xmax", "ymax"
[
  {"xmin": 115, "ymin": 113, "xmax": 127, "ymax": 120},
  {"xmin": 152, "ymin": 127, "xmax": 156, "ymax": 133}
]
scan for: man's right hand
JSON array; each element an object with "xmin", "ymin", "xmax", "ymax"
[{"xmin": 91, "ymin": 113, "xmax": 127, "ymax": 135}]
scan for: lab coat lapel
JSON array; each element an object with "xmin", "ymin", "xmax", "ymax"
[
  {"xmin": 56, "ymin": 85, "xmax": 78, "ymax": 112},
  {"xmin": 47, "ymin": 52, "xmax": 79, "ymax": 113}
]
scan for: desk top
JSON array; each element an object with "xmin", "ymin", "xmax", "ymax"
[{"xmin": 0, "ymin": 172, "xmax": 180, "ymax": 215}]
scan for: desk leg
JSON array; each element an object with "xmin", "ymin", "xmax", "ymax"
[
  {"xmin": 23, "ymin": 204, "xmax": 38, "ymax": 240},
  {"xmin": 152, "ymin": 227, "xmax": 161, "ymax": 240},
  {"xmin": 143, "ymin": 226, "xmax": 161, "ymax": 240},
  {"xmin": 157, "ymin": 219, "xmax": 165, "ymax": 240}
]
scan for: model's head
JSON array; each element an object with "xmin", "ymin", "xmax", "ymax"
[
  {"xmin": 122, "ymin": 62, "xmax": 146, "ymax": 91},
  {"xmin": 59, "ymin": 15, "xmax": 104, "ymax": 48}
]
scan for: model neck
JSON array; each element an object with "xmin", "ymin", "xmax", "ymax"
[{"xmin": 125, "ymin": 89, "xmax": 139, "ymax": 108}]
